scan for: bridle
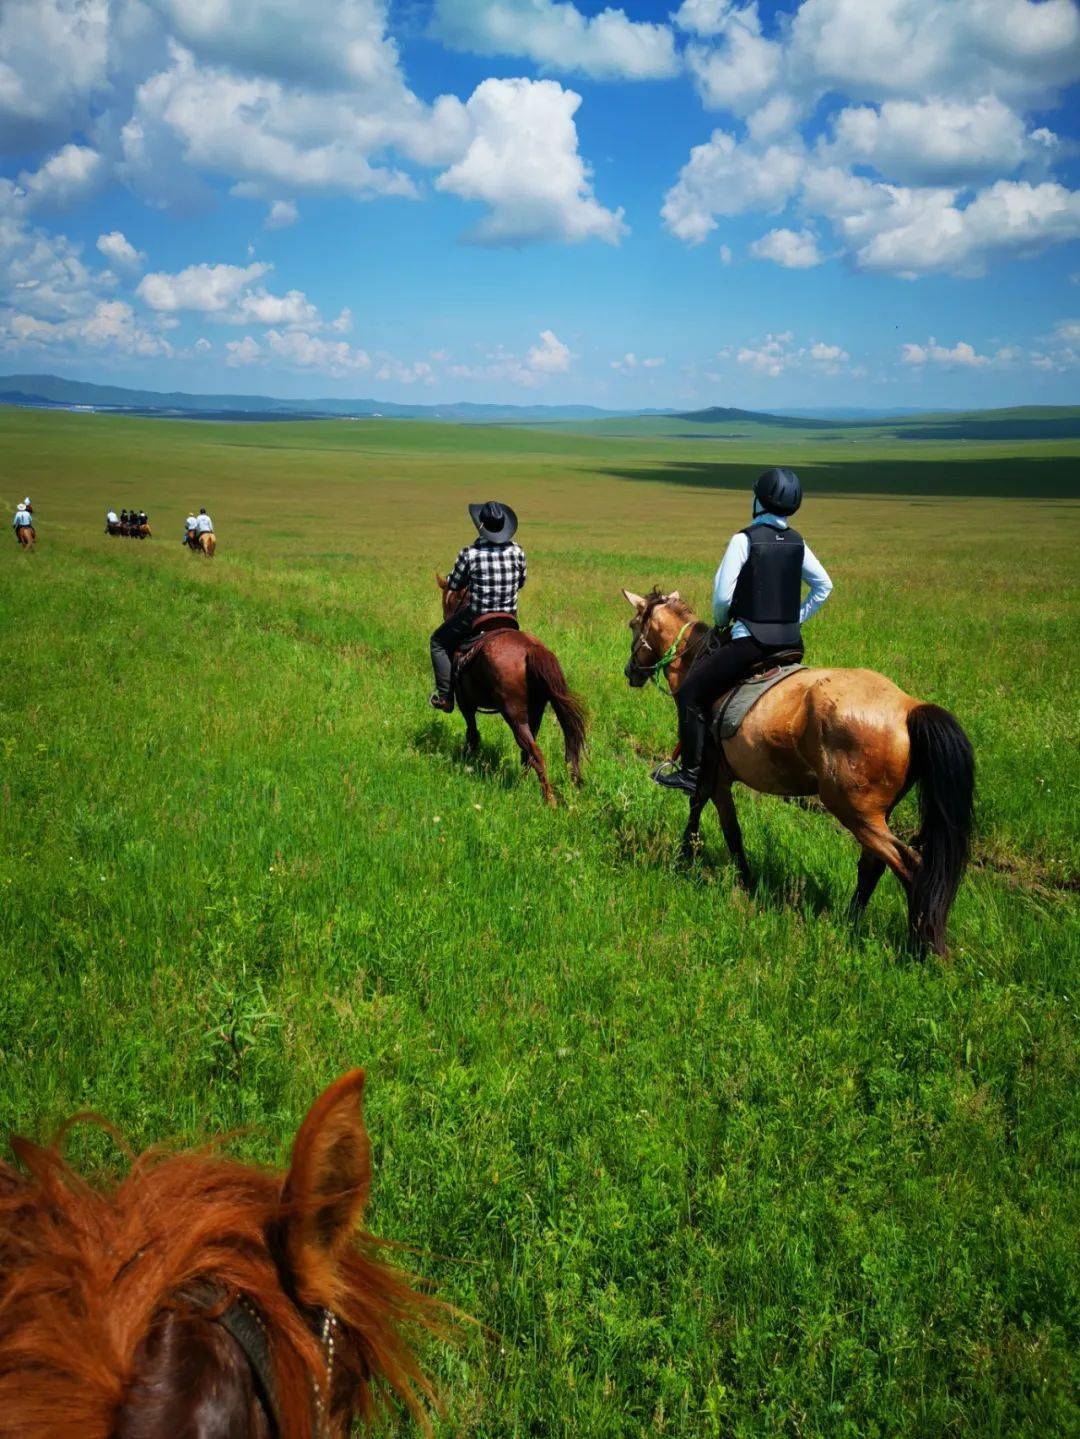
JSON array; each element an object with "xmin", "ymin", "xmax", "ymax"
[
  {"xmin": 190, "ymin": 1287, "xmax": 340, "ymax": 1438},
  {"xmin": 627, "ymin": 611, "xmax": 696, "ymax": 692}
]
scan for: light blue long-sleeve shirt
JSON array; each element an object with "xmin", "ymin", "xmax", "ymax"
[{"xmin": 712, "ymin": 511, "xmax": 833, "ymax": 637}]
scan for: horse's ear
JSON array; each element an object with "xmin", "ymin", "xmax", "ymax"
[
  {"xmin": 667, "ymin": 590, "xmax": 681, "ymax": 602},
  {"xmin": 281, "ymin": 1070, "xmax": 371, "ymax": 1295},
  {"xmin": 436, "ymin": 572, "xmax": 447, "ymax": 589},
  {"xmin": 622, "ymin": 589, "xmax": 646, "ymax": 609}
]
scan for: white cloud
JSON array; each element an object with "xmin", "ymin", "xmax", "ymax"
[
  {"xmin": 96, "ymin": 229, "xmax": 145, "ymax": 269},
  {"xmin": 825, "ymin": 95, "xmax": 1047, "ymax": 186},
  {"xmin": 194, "ymin": 335, "xmax": 212, "ymax": 352},
  {"xmin": 330, "ymin": 307, "xmax": 353, "ymax": 333},
  {"xmin": 807, "ymin": 170, "xmax": 1080, "ymax": 277},
  {"xmin": 18, "ymin": 144, "xmax": 106, "ymax": 210},
  {"xmin": 684, "ymin": 5, "xmax": 782, "ymax": 113},
  {"xmin": 642, "ymin": 356, "xmax": 665, "ymax": 368},
  {"xmin": 661, "ymin": 129, "xmax": 804, "ymax": 244},
  {"xmin": 2, "ymin": 298, "xmax": 172, "ymax": 357},
  {"xmin": 734, "ymin": 330, "xmax": 849, "ymax": 377},
  {"xmin": 151, "ymin": 0, "xmax": 408, "ymax": 91},
  {"xmin": 435, "ymin": 78, "xmax": 626, "ymax": 246},
  {"xmin": 136, "ymin": 260, "xmax": 271, "ymax": 312},
  {"xmin": 525, "ymin": 328, "xmax": 573, "ymax": 374},
  {"xmin": 0, "ymin": 0, "xmax": 112, "ymax": 150},
  {"xmin": 231, "ymin": 287, "xmax": 320, "ymax": 327},
  {"xmin": 265, "ymin": 199, "xmax": 298, "ymax": 229},
  {"xmin": 225, "ymin": 334, "xmax": 261, "ymax": 366},
  {"xmin": 719, "ymin": 243, "xmax": 732, "ymax": 265},
  {"xmin": 664, "ymin": 0, "xmax": 1080, "ymax": 277},
  {"xmin": 264, "ymin": 326, "xmax": 371, "ymax": 374},
  {"xmin": 121, "ymin": 46, "xmax": 427, "ymax": 207},
  {"xmin": 749, "ymin": 227, "xmax": 822, "ymax": 268},
  {"xmin": 431, "ymin": 0, "xmax": 679, "ymax": 80},
  {"xmin": 787, "ymin": 0, "xmax": 1080, "ymax": 106},
  {"xmin": 737, "ymin": 334, "xmax": 789, "ymax": 377},
  {"xmin": 901, "ymin": 338, "xmax": 988, "ymax": 367},
  {"xmin": 450, "ymin": 329, "xmax": 576, "ymax": 388},
  {"xmin": 673, "ymin": 1, "xmax": 738, "ymax": 37},
  {"xmin": 375, "ymin": 356, "xmax": 436, "ymax": 385}
]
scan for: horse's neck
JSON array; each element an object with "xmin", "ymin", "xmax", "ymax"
[{"xmin": 666, "ymin": 616, "xmax": 709, "ymax": 694}]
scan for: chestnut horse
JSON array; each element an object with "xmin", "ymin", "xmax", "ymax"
[
  {"xmin": 198, "ymin": 531, "xmax": 216, "ymax": 557},
  {"xmin": 622, "ymin": 588, "xmax": 975, "ymax": 955},
  {"xmin": 16, "ymin": 525, "xmax": 35, "ymax": 549},
  {"xmin": 436, "ymin": 576, "xmax": 585, "ymax": 805},
  {"xmin": 0, "ymin": 1071, "xmax": 447, "ymax": 1439}
]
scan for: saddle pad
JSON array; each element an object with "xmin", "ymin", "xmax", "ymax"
[{"xmin": 712, "ymin": 663, "xmax": 805, "ymax": 741}]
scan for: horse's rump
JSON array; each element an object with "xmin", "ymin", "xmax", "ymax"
[
  {"xmin": 199, "ymin": 531, "xmax": 216, "ymax": 556},
  {"xmin": 722, "ymin": 667, "xmax": 915, "ymax": 796}
]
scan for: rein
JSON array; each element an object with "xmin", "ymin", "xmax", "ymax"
[
  {"xmin": 634, "ymin": 620, "xmax": 698, "ymax": 693},
  {"xmin": 190, "ymin": 1286, "xmax": 338, "ymax": 1438}
]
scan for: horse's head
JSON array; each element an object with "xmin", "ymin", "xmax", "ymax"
[
  {"xmin": 0, "ymin": 1071, "xmax": 445, "ymax": 1439},
  {"xmin": 621, "ymin": 587, "xmax": 685, "ymax": 687},
  {"xmin": 436, "ymin": 572, "xmax": 469, "ymax": 621}
]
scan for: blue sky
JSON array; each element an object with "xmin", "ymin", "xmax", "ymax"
[{"xmin": 1, "ymin": 0, "xmax": 1078, "ymax": 408}]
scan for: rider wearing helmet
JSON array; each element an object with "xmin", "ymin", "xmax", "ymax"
[{"xmin": 654, "ymin": 467, "xmax": 833, "ymax": 794}]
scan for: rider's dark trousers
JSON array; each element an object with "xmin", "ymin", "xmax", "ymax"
[
  {"xmin": 676, "ymin": 634, "xmax": 802, "ymax": 772},
  {"xmin": 430, "ymin": 611, "xmax": 474, "ymax": 696}
]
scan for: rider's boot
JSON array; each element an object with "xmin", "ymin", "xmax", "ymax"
[
  {"xmin": 653, "ymin": 702, "xmax": 707, "ymax": 794},
  {"xmin": 430, "ymin": 691, "xmax": 454, "ymax": 713}
]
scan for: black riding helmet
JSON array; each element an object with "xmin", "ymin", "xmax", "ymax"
[{"xmin": 753, "ymin": 467, "xmax": 802, "ymax": 517}]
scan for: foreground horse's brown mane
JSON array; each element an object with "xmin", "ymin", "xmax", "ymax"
[{"xmin": 0, "ymin": 1072, "xmax": 447, "ymax": 1439}]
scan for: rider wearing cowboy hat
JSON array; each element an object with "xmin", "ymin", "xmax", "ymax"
[
  {"xmin": 430, "ymin": 501, "xmax": 526, "ymax": 711},
  {"xmin": 654, "ymin": 467, "xmax": 833, "ymax": 794}
]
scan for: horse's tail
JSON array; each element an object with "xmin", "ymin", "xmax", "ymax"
[
  {"xmin": 906, "ymin": 703, "xmax": 975, "ymax": 953},
  {"xmin": 526, "ymin": 643, "xmax": 586, "ymax": 779}
]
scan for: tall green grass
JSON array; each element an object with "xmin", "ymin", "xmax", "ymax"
[{"xmin": 1, "ymin": 409, "xmax": 1077, "ymax": 1436}]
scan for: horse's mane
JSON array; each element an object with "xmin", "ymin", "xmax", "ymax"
[
  {"xmin": 643, "ymin": 587, "xmax": 699, "ymax": 625},
  {"xmin": 0, "ymin": 1132, "xmax": 443, "ymax": 1439}
]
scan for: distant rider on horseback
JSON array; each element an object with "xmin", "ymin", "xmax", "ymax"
[
  {"xmin": 654, "ymin": 467, "xmax": 832, "ymax": 794},
  {"xmin": 13, "ymin": 502, "xmax": 34, "ymax": 540},
  {"xmin": 430, "ymin": 501, "xmax": 526, "ymax": 712}
]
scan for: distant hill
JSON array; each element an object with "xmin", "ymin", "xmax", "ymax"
[
  {"xmin": 0, "ymin": 373, "xmax": 670, "ymax": 424},
  {"xmin": 675, "ymin": 405, "xmax": 839, "ymax": 430}
]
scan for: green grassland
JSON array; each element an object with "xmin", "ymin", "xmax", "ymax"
[{"xmin": 2, "ymin": 406, "xmax": 1078, "ymax": 1437}]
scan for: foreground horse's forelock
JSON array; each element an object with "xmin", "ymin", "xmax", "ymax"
[{"xmin": 0, "ymin": 1070, "xmax": 448, "ymax": 1439}]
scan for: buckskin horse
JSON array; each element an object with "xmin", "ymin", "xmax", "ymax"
[
  {"xmin": 0, "ymin": 1070, "xmax": 448, "ymax": 1439},
  {"xmin": 198, "ymin": 530, "xmax": 216, "ymax": 557},
  {"xmin": 622, "ymin": 588, "xmax": 975, "ymax": 955},
  {"xmin": 436, "ymin": 576, "xmax": 585, "ymax": 805}
]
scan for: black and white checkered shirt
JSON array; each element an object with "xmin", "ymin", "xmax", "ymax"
[{"xmin": 447, "ymin": 541, "xmax": 527, "ymax": 614}]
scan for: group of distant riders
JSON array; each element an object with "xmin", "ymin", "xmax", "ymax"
[{"xmin": 106, "ymin": 508, "xmax": 151, "ymax": 538}]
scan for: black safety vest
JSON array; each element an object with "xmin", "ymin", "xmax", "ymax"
[{"xmin": 731, "ymin": 523, "xmax": 805, "ymax": 646}]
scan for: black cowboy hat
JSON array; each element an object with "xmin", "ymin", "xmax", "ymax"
[{"xmin": 468, "ymin": 500, "xmax": 518, "ymax": 543}]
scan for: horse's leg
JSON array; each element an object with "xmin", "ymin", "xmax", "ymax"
[
  {"xmin": 848, "ymin": 850, "xmax": 887, "ymax": 922},
  {"xmin": 821, "ymin": 782, "xmax": 923, "ymax": 945},
  {"xmin": 504, "ymin": 703, "xmax": 555, "ymax": 806},
  {"xmin": 459, "ymin": 694, "xmax": 480, "ymax": 756},
  {"xmin": 681, "ymin": 744, "xmax": 718, "ymax": 863},
  {"xmin": 713, "ymin": 777, "xmax": 752, "ymax": 888}
]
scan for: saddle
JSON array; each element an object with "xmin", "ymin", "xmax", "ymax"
[
  {"xmin": 454, "ymin": 611, "xmax": 520, "ymax": 673},
  {"xmin": 710, "ymin": 650, "xmax": 805, "ymax": 742}
]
